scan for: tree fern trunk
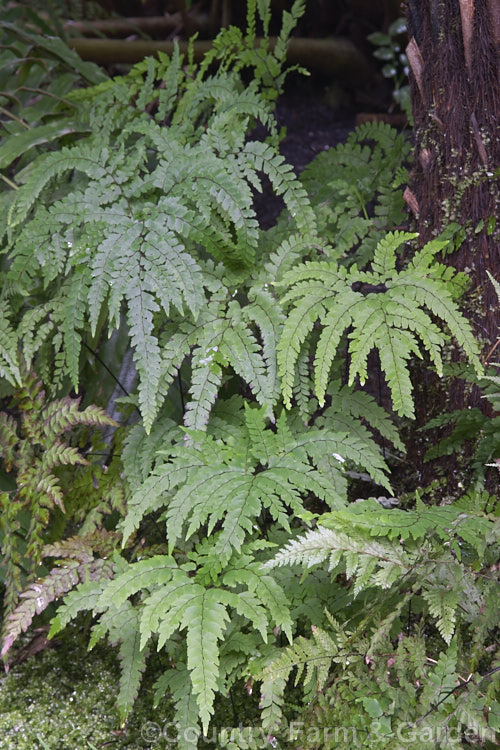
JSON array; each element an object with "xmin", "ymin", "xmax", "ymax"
[
  {"xmin": 407, "ymin": 0, "xmax": 499, "ymax": 346},
  {"xmin": 405, "ymin": 0, "xmax": 499, "ymax": 484}
]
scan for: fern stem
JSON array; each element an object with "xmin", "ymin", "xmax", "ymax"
[
  {"xmin": 0, "ymin": 173, "xmax": 18, "ymax": 190},
  {"xmin": 0, "ymin": 106, "xmax": 29, "ymax": 129},
  {"xmin": 82, "ymin": 341, "xmax": 137, "ymax": 410}
]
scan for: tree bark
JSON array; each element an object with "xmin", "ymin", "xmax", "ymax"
[
  {"xmin": 404, "ymin": 0, "xmax": 499, "ymax": 485},
  {"xmin": 406, "ymin": 0, "xmax": 499, "ymax": 348}
]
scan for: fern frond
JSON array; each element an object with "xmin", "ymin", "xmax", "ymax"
[
  {"xmin": 279, "ymin": 232, "xmax": 482, "ymax": 417},
  {"xmin": 259, "ymin": 670, "xmax": 288, "ymax": 734},
  {"xmin": 422, "ymin": 588, "xmax": 458, "ymax": 644},
  {"xmin": 122, "ymin": 418, "xmax": 179, "ymax": 491},
  {"xmin": 154, "ymin": 664, "xmax": 201, "ymax": 750},
  {"xmin": 8, "ymin": 144, "xmax": 108, "ymax": 230},
  {"xmin": 221, "ymin": 314, "xmax": 274, "ymax": 413},
  {"xmin": 0, "ymin": 302, "xmax": 21, "ymax": 386},
  {"xmin": 184, "ymin": 358, "xmax": 223, "ymax": 431},
  {"xmin": 1, "ymin": 558, "xmax": 114, "ymax": 657},
  {"xmin": 264, "ymin": 524, "xmax": 410, "ymax": 585}
]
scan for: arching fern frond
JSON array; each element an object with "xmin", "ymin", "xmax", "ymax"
[{"xmin": 278, "ymin": 232, "xmax": 482, "ymax": 417}]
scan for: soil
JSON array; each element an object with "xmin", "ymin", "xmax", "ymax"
[
  {"xmin": 276, "ymin": 90, "xmax": 355, "ymax": 173},
  {"xmin": 253, "ymin": 80, "xmax": 356, "ymax": 228}
]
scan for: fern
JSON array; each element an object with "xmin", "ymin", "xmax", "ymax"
[
  {"xmin": 1, "ymin": 555, "xmax": 114, "ymax": 658},
  {"xmin": 265, "ymin": 497, "xmax": 498, "ymax": 644},
  {"xmin": 1, "ymin": 6, "xmax": 313, "ymax": 433},
  {"xmin": 121, "ymin": 406, "xmax": 391, "ymax": 558},
  {"xmin": 0, "ymin": 370, "xmax": 118, "ymax": 631},
  {"xmin": 1, "ymin": 2, "xmax": 495, "ymax": 740},
  {"xmin": 278, "ymin": 231, "xmax": 482, "ymax": 416},
  {"xmin": 299, "ymin": 120, "xmax": 410, "ymax": 264}
]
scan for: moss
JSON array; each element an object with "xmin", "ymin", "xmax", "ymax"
[
  {"xmin": 0, "ymin": 624, "xmax": 278, "ymax": 749},
  {"xmin": 0, "ymin": 626, "xmax": 174, "ymax": 749}
]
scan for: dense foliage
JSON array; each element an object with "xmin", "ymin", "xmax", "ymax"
[{"xmin": 0, "ymin": 1, "xmax": 498, "ymax": 748}]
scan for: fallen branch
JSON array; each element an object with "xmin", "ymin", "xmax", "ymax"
[
  {"xmin": 69, "ymin": 36, "xmax": 373, "ymax": 83},
  {"xmin": 63, "ymin": 13, "xmax": 208, "ymax": 37}
]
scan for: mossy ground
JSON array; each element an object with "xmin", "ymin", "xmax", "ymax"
[
  {"xmin": 0, "ymin": 623, "xmax": 271, "ymax": 749},
  {"xmin": 0, "ymin": 626, "xmax": 175, "ymax": 749}
]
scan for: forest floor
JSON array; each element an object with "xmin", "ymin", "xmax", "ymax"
[{"xmin": 255, "ymin": 81, "xmax": 356, "ymax": 228}]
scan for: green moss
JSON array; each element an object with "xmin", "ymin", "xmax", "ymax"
[{"xmin": 0, "ymin": 626, "xmax": 174, "ymax": 749}]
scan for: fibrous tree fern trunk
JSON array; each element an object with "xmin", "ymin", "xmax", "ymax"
[
  {"xmin": 406, "ymin": 0, "xmax": 499, "ymax": 348},
  {"xmin": 404, "ymin": 0, "xmax": 499, "ymax": 484}
]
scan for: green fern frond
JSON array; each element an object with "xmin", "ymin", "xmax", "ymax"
[
  {"xmin": 422, "ymin": 588, "xmax": 458, "ymax": 644},
  {"xmin": 279, "ymin": 232, "xmax": 482, "ymax": 416},
  {"xmin": 325, "ymin": 499, "xmax": 495, "ymax": 550},
  {"xmin": 154, "ymin": 664, "xmax": 201, "ymax": 750}
]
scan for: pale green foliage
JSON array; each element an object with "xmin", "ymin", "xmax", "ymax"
[
  {"xmin": 278, "ymin": 231, "xmax": 482, "ymax": 416},
  {"xmin": 1, "ymin": 0, "xmax": 312, "ymax": 433},
  {"xmin": 121, "ymin": 405, "xmax": 392, "ymax": 558}
]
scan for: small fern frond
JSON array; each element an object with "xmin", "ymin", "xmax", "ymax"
[
  {"xmin": 1, "ymin": 558, "xmax": 114, "ymax": 657},
  {"xmin": 422, "ymin": 588, "xmax": 458, "ymax": 644},
  {"xmin": 0, "ymin": 302, "xmax": 21, "ymax": 386}
]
